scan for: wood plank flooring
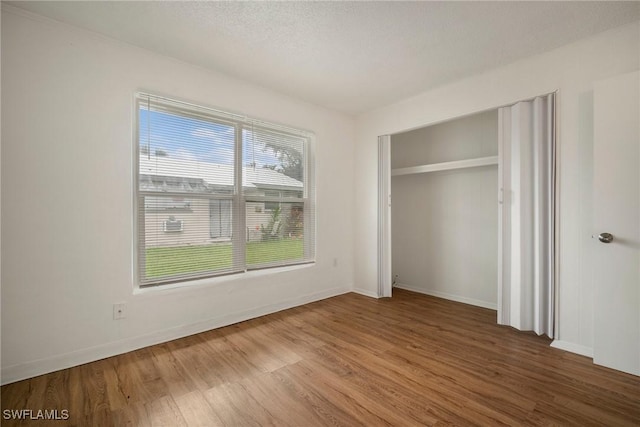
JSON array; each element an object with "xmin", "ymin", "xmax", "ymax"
[{"xmin": 2, "ymin": 289, "xmax": 640, "ymax": 426}]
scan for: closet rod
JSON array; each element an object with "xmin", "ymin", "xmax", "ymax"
[{"xmin": 391, "ymin": 155, "xmax": 498, "ymax": 177}]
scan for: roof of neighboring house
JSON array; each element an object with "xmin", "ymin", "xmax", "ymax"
[{"xmin": 139, "ymin": 155, "xmax": 302, "ymax": 193}]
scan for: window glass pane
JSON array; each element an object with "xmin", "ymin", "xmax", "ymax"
[
  {"xmin": 242, "ymin": 126, "xmax": 305, "ymax": 199},
  {"xmin": 139, "ymin": 104, "xmax": 236, "ymax": 195},
  {"xmin": 263, "ymin": 190, "xmax": 280, "ymax": 211},
  {"xmin": 142, "ymin": 195, "xmax": 235, "ymax": 282},
  {"xmin": 246, "ymin": 201, "xmax": 305, "ymax": 267}
]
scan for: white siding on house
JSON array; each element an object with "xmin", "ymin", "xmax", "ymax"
[
  {"xmin": 144, "ymin": 197, "xmax": 220, "ymax": 247},
  {"xmin": 142, "ymin": 198, "xmax": 301, "ymax": 247},
  {"xmin": 139, "ymin": 153, "xmax": 305, "ymax": 246}
]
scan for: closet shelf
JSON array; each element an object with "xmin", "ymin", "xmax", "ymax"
[{"xmin": 391, "ymin": 155, "xmax": 498, "ymax": 177}]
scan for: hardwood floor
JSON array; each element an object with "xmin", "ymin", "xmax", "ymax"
[{"xmin": 2, "ymin": 289, "xmax": 639, "ymax": 426}]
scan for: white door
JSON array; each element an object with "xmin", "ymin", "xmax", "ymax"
[{"xmin": 593, "ymin": 71, "xmax": 640, "ymax": 376}]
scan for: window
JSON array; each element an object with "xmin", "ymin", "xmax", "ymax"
[
  {"xmin": 136, "ymin": 93, "xmax": 315, "ymax": 287},
  {"xmin": 263, "ymin": 190, "xmax": 281, "ymax": 211}
]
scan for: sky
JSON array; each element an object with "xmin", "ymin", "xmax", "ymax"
[{"xmin": 138, "ymin": 108, "xmax": 295, "ymax": 169}]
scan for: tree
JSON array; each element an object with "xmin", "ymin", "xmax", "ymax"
[
  {"xmin": 263, "ymin": 143, "xmax": 303, "ymax": 182},
  {"xmin": 260, "ymin": 206, "xmax": 282, "ymax": 241}
]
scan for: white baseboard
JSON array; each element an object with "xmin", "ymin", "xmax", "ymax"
[
  {"xmin": 1, "ymin": 286, "xmax": 351, "ymax": 385},
  {"xmin": 352, "ymin": 287, "xmax": 380, "ymax": 299},
  {"xmin": 395, "ymin": 283, "xmax": 497, "ymax": 310},
  {"xmin": 550, "ymin": 340, "xmax": 594, "ymax": 358}
]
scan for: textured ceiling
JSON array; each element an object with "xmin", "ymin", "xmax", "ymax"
[{"xmin": 7, "ymin": 1, "xmax": 640, "ymax": 114}]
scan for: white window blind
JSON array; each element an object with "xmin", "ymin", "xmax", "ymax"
[{"xmin": 136, "ymin": 93, "xmax": 314, "ymax": 287}]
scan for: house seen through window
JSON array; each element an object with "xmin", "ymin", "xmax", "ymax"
[{"xmin": 136, "ymin": 93, "xmax": 315, "ymax": 287}]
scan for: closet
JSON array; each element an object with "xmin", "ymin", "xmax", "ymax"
[
  {"xmin": 386, "ymin": 93, "xmax": 555, "ymax": 338},
  {"xmin": 390, "ymin": 110, "xmax": 499, "ymax": 309}
]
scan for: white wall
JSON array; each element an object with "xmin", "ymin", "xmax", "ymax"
[
  {"xmin": 355, "ymin": 21, "xmax": 640, "ymax": 355},
  {"xmin": 391, "ymin": 111, "xmax": 498, "ymax": 308},
  {"xmin": 0, "ymin": 8, "xmax": 355, "ymax": 383}
]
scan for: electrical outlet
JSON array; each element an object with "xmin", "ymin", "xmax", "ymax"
[{"xmin": 113, "ymin": 303, "xmax": 126, "ymax": 320}]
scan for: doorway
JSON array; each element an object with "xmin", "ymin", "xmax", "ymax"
[
  {"xmin": 390, "ymin": 109, "xmax": 499, "ymax": 309},
  {"xmin": 378, "ymin": 93, "xmax": 557, "ymax": 338}
]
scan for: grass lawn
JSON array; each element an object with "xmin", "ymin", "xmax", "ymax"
[{"xmin": 146, "ymin": 239, "xmax": 304, "ymax": 278}]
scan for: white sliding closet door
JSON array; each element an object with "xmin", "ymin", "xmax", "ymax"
[
  {"xmin": 378, "ymin": 135, "xmax": 392, "ymax": 298},
  {"xmin": 498, "ymin": 94, "xmax": 555, "ymax": 338}
]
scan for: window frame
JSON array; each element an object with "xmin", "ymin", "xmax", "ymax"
[
  {"xmin": 133, "ymin": 93, "xmax": 315, "ymax": 288},
  {"xmin": 263, "ymin": 190, "xmax": 281, "ymax": 211}
]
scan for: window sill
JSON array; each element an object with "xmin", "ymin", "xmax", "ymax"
[{"xmin": 133, "ymin": 262, "xmax": 315, "ymax": 296}]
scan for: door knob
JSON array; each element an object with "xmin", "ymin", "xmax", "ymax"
[{"xmin": 598, "ymin": 232, "xmax": 614, "ymax": 243}]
